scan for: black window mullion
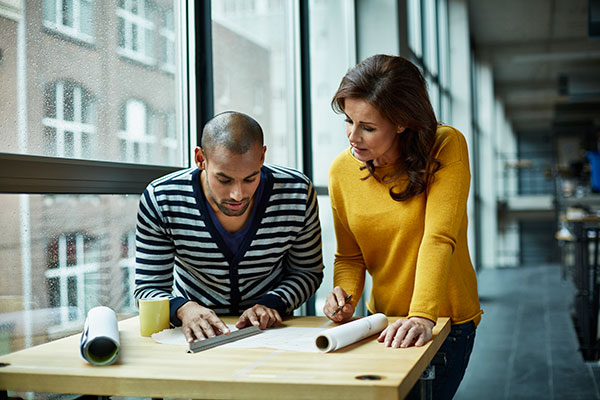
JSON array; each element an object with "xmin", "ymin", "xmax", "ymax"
[
  {"xmin": 195, "ymin": 0, "xmax": 214, "ymax": 146},
  {"xmin": 299, "ymin": 0, "xmax": 317, "ymax": 316},
  {"xmin": 0, "ymin": 153, "xmax": 179, "ymax": 194}
]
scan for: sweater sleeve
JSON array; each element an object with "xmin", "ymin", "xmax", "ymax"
[
  {"xmin": 408, "ymin": 129, "xmax": 471, "ymax": 322},
  {"xmin": 259, "ymin": 182, "xmax": 324, "ymax": 314},
  {"xmin": 330, "ymin": 174, "xmax": 366, "ymax": 308},
  {"xmin": 134, "ymin": 185, "xmax": 188, "ymax": 325}
]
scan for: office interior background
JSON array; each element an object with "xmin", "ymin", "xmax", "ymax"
[{"xmin": 1, "ymin": 0, "xmax": 600, "ymax": 398}]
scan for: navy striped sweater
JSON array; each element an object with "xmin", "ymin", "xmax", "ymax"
[{"xmin": 134, "ymin": 164, "xmax": 324, "ymax": 325}]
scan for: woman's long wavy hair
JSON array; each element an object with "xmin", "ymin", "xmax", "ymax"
[{"xmin": 331, "ymin": 54, "xmax": 440, "ymax": 202}]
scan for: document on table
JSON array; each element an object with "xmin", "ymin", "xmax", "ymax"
[
  {"xmin": 151, "ymin": 314, "xmax": 388, "ymax": 353},
  {"xmin": 152, "ymin": 324, "xmax": 327, "ymax": 353}
]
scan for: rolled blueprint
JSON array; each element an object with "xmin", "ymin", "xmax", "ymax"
[
  {"xmin": 315, "ymin": 313, "xmax": 388, "ymax": 353},
  {"xmin": 80, "ymin": 306, "xmax": 120, "ymax": 366}
]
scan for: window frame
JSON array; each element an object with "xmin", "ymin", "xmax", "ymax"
[
  {"xmin": 42, "ymin": 80, "xmax": 96, "ymax": 159},
  {"xmin": 116, "ymin": 0, "xmax": 158, "ymax": 66},
  {"xmin": 45, "ymin": 232, "xmax": 100, "ymax": 333},
  {"xmin": 42, "ymin": 0, "xmax": 95, "ymax": 44}
]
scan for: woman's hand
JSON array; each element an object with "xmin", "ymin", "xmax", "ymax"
[
  {"xmin": 377, "ymin": 316, "xmax": 434, "ymax": 348},
  {"xmin": 323, "ymin": 286, "xmax": 355, "ymax": 322}
]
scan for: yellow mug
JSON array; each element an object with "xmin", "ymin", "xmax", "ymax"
[{"xmin": 139, "ymin": 298, "xmax": 170, "ymax": 336}]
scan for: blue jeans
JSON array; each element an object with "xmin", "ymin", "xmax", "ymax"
[{"xmin": 407, "ymin": 320, "xmax": 476, "ymax": 399}]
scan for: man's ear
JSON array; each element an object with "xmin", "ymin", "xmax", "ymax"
[
  {"xmin": 194, "ymin": 147, "xmax": 206, "ymax": 169},
  {"xmin": 397, "ymin": 126, "xmax": 406, "ymax": 134},
  {"xmin": 260, "ymin": 145, "xmax": 267, "ymax": 165}
]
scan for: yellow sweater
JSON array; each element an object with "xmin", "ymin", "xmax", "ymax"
[{"xmin": 328, "ymin": 125, "xmax": 482, "ymax": 326}]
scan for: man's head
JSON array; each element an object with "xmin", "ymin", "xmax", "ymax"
[{"xmin": 195, "ymin": 112, "xmax": 266, "ymax": 217}]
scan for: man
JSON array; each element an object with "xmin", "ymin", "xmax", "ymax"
[{"xmin": 134, "ymin": 111, "xmax": 324, "ymax": 343}]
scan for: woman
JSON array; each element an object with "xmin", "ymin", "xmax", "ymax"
[{"xmin": 323, "ymin": 54, "xmax": 483, "ymax": 399}]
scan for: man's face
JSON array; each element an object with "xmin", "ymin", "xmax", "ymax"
[{"xmin": 196, "ymin": 143, "xmax": 266, "ymax": 217}]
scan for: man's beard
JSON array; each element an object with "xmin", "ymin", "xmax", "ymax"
[
  {"xmin": 205, "ymin": 178, "xmax": 251, "ymax": 217},
  {"xmin": 213, "ymin": 195, "xmax": 251, "ymax": 216}
]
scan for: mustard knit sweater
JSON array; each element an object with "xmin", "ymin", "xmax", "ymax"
[{"xmin": 328, "ymin": 125, "xmax": 482, "ymax": 325}]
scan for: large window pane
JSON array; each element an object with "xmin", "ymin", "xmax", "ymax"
[
  {"xmin": 407, "ymin": 0, "xmax": 422, "ymax": 58},
  {"xmin": 212, "ymin": 0, "xmax": 298, "ymax": 168},
  {"xmin": 428, "ymin": 76, "xmax": 440, "ymax": 119},
  {"xmin": 309, "ymin": 0, "xmax": 357, "ymax": 317},
  {"xmin": 437, "ymin": 0, "xmax": 449, "ymax": 87},
  {"xmin": 309, "ymin": 0, "xmax": 355, "ymax": 187},
  {"xmin": 0, "ymin": 194, "xmax": 139, "ymax": 354},
  {"xmin": 423, "ymin": 0, "xmax": 438, "ymax": 76},
  {"xmin": 0, "ymin": 1, "xmax": 185, "ymax": 167}
]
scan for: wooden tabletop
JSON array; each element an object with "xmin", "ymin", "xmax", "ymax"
[{"xmin": 0, "ymin": 315, "xmax": 450, "ymax": 400}]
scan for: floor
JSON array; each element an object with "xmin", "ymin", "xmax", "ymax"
[{"xmin": 455, "ymin": 264, "xmax": 600, "ymax": 400}]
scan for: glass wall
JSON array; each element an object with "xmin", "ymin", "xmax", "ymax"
[
  {"xmin": 0, "ymin": 0, "xmax": 463, "ymax": 356},
  {"xmin": 212, "ymin": 0, "xmax": 299, "ymax": 168},
  {"xmin": 0, "ymin": 194, "xmax": 138, "ymax": 351},
  {"xmin": 308, "ymin": 0, "xmax": 356, "ymax": 315},
  {"xmin": 0, "ymin": 0, "xmax": 186, "ymax": 354},
  {"xmin": 1, "ymin": 0, "xmax": 185, "ymax": 166}
]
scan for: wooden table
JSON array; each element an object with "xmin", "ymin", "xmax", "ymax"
[{"xmin": 0, "ymin": 316, "xmax": 450, "ymax": 400}]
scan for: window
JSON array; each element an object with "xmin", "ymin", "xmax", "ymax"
[
  {"xmin": 43, "ymin": 0, "xmax": 94, "ymax": 43},
  {"xmin": 118, "ymin": 99, "xmax": 155, "ymax": 163},
  {"xmin": 423, "ymin": 0, "xmax": 438, "ymax": 76},
  {"xmin": 160, "ymin": 7, "xmax": 176, "ymax": 73},
  {"xmin": 437, "ymin": 0, "xmax": 451, "ymax": 122},
  {"xmin": 43, "ymin": 80, "xmax": 96, "ymax": 159},
  {"xmin": 1, "ymin": 1, "xmax": 183, "ymax": 165},
  {"xmin": 427, "ymin": 75, "xmax": 440, "ymax": 118},
  {"xmin": 407, "ymin": 0, "xmax": 422, "ymax": 58},
  {"xmin": 117, "ymin": 0, "xmax": 157, "ymax": 65},
  {"xmin": 437, "ymin": 0, "xmax": 449, "ymax": 88},
  {"xmin": 46, "ymin": 232, "xmax": 101, "ymax": 333},
  {"xmin": 119, "ymin": 231, "xmax": 136, "ymax": 312},
  {"xmin": 162, "ymin": 112, "xmax": 178, "ymax": 165},
  {"xmin": 0, "ymin": 0, "xmax": 187, "ymax": 357},
  {"xmin": 309, "ymin": 0, "xmax": 355, "ymax": 187},
  {"xmin": 308, "ymin": 0, "xmax": 357, "ymax": 317},
  {"xmin": 212, "ymin": 0, "xmax": 299, "ymax": 168}
]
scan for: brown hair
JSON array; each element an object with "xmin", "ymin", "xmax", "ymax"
[{"xmin": 331, "ymin": 54, "xmax": 440, "ymax": 201}]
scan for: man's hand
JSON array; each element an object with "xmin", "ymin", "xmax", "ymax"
[
  {"xmin": 323, "ymin": 286, "xmax": 355, "ymax": 323},
  {"xmin": 236, "ymin": 304, "xmax": 282, "ymax": 330},
  {"xmin": 377, "ymin": 316, "xmax": 434, "ymax": 348},
  {"xmin": 176, "ymin": 301, "xmax": 230, "ymax": 343}
]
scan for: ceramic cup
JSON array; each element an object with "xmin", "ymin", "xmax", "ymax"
[{"xmin": 139, "ymin": 298, "xmax": 170, "ymax": 336}]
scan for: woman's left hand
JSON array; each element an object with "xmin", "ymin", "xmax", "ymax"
[{"xmin": 377, "ymin": 316, "xmax": 435, "ymax": 348}]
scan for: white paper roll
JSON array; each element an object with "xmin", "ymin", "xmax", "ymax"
[
  {"xmin": 80, "ymin": 306, "xmax": 120, "ymax": 366},
  {"xmin": 315, "ymin": 313, "xmax": 388, "ymax": 353}
]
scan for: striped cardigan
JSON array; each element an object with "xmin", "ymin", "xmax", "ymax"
[{"xmin": 134, "ymin": 164, "xmax": 324, "ymax": 325}]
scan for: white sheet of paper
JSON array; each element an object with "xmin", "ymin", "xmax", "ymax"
[
  {"xmin": 151, "ymin": 315, "xmax": 387, "ymax": 353},
  {"xmin": 152, "ymin": 324, "xmax": 326, "ymax": 352}
]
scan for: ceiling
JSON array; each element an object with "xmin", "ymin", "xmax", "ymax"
[{"xmin": 468, "ymin": 0, "xmax": 600, "ymax": 134}]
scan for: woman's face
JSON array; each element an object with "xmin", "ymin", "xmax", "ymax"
[{"xmin": 343, "ymin": 98, "xmax": 404, "ymax": 166}]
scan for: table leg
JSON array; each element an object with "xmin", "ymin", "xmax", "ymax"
[{"xmin": 418, "ymin": 365, "xmax": 435, "ymax": 400}]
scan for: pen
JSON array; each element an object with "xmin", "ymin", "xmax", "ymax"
[{"xmin": 330, "ymin": 294, "xmax": 352, "ymax": 318}]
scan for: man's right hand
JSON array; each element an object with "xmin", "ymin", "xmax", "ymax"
[{"xmin": 176, "ymin": 301, "xmax": 230, "ymax": 343}]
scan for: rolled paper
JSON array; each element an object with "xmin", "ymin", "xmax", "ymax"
[
  {"xmin": 315, "ymin": 313, "xmax": 388, "ymax": 353},
  {"xmin": 80, "ymin": 306, "xmax": 120, "ymax": 366}
]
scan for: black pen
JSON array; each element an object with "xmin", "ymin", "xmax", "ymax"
[{"xmin": 330, "ymin": 294, "xmax": 352, "ymax": 318}]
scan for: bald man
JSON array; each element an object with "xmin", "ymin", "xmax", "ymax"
[{"xmin": 134, "ymin": 111, "xmax": 324, "ymax": 342}]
